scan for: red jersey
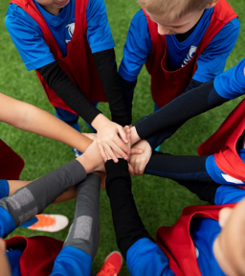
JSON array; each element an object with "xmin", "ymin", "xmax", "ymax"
[
  {"xmin": 156, "ymin": 203, "xmax": 235, "ymax": 276},
  {"xmin": 143, "ymin": 0, "xmax": 237, "ymax": 108},
  {"xmin": 198, "ymin": 99, "xmax": 245, "ymax": 183},
  {"xmin": 6, "ymin": 236, "xmax": 63, "ymax": 276},
  {"xmin": 9, "ymin": 0, "xmax": 106, "ymax": 114},
  {"xmin": 0, "ymin": 139, "xmax": 24, "ymax": 180}
]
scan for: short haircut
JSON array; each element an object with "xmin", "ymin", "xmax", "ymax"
[{"xmin": 138, "ymin": 0, "xmax": 216, "ymax": 21}]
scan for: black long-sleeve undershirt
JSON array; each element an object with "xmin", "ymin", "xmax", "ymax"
[
  {"xmin": 136, "ymin": 81, "xmax": 228, "ymax": 144},
  {"xmin": 93, "ymin": 49, "xmax": 131, "ymax": 126},
  {"xmin": 105, "ymin": 159, "xmax": 153, "ymax": 259},
  {"xmin": 37, "ymin": 49, "xmax": 131, "ymax": 126},
  {"xmin": 105, "ymin": 156, "xmax": 220, "ymax": 259}
]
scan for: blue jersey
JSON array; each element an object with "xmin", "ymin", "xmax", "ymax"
[
  {"xmin": 5, "ymin": 0, "xmax": 115, "ymax": 71},
  {"xmin": 119, "ymin": 9, "xmax": 240, "ymax": 83},
  {"xmin": 206, "ymin": 149, "xmax": 245, "ymax": 185},
  {"xmin": 214, "ymin": 58, "xmax": 245, "ymax": 99},
  {"xmin": 0, "ymin": 180, "xmax": 9, "ymax": 199},
  {"xmin": 126, "ymin": 185, "xmax": 245, "ymax": 276}
]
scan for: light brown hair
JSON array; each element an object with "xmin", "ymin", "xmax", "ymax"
[{"xmin": 138, "ymin": 0, "xmax": 217, "ymax": 21}]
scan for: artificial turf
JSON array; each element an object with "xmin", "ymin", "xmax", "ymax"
[{"xmin": 0, "ymin": 0, "xmax": 245, "ymax": 274}]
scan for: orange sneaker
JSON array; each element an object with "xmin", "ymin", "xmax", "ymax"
[
  {"xmin": 97, "ymin": 251, "xmax": 123, "ymax": 276},
  {"xmin": 28, "ymin": 214, "xmax": 69, "ymax": 232}
]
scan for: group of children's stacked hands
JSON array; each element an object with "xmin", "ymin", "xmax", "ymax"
[{"xmin": 2, "ymin": 0, "xmax": 245, "ymax": 274}]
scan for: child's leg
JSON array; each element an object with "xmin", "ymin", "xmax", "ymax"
[
  {"xmin": 145, "ymin": 152, "xmax": 213, "ymax": 182},
  {"xmin": 51, "ymin": 174, "xmax": 100, "ymax": 275}
]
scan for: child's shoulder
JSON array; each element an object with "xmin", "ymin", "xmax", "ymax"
[{"xmin": 6, "ymin": 3, "xmax": 37, "ymax": 29}]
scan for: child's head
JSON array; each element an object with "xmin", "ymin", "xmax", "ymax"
[
  {"xmin": 138, "ymin": 0, "xmax": 218, "ymax": 35},
  {"xmin": 213, "ymin": 198, "xmax": 245, "ymax": 275},
  {"xmin": 35, "ymin": 0, "xmax": 70, "ymax": 15}
]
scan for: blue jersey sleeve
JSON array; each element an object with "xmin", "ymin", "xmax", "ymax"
[
  {"xmin": 0, "ymin": 180, "xmax": 9, "ymax": 199},
  {"xmin": 213, "ymin": 58, "xmax": 245, "ymax": 99},
  {"xmin": 51, "ymin": 246, "xmax": 92, "ymax": 276},
  {"xmin": 5, "ymin": 4, "xmax": 55, "ymax": 71},
  {"xmin": 214, "ymin": 185, "xmax": 245, "ymax": 205},
  {"xmin": 193, "ymin": 18, "xmax": 240, "ymax": 83},
  {"xmin": 0, "ymin": 207, "xmax": 16, "ymax": 238},
  {"xmin": 86, "ymin": 0, "xmax": 115, "ymax": 54},
  {"xmin": 126, "ymin": 238, "xmax": 175, "ymax": 276},
  {"xmin": 119, "ymin": 9, "xmax": 151, "ymax": 82}
]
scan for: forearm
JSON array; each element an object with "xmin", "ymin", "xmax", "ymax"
[
  {"xmin": 93, "ymin": 49, "xmax": 131, "ymax": 126},
  {"xmin": 119, "ymin": 75, "xmax": 137, "ymax": 123},
  {"xmin": 134, "ymin": 81, "xmax": 227, "ymax": 142},
  {"xmin": 8, "ymin": 181, "xmax": 77, "ymax": 204},
  {"xmin": 37, "ymin": 62, "xmax": 100, "ymax": 125},
  {"xmin": 106, "ymin": 159, "xmax": 153, "ymax": 258},
  {"xmin": 145, "ymin": 152, "xmax": 213, "ymax": 182},
  {"xmin": 0, "ymin": 159, "xmax": 87, "ymax": 237},
  {"xmin": 0, "ymin": 92, "xmax": 93, "ymax": 152},
  {"xmin": 20, "ymin": 105, "xmax": 92, "ymax": 152}
]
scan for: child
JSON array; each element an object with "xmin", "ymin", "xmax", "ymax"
[
  {"xmin": 129, "ymin": 58, "xmax": 245, "ymax": 175},
  {"xmin": 105, "ymin": 158, "xmax": 245, "ymax": 276},
  {"xmin": 0, "ymin": 140, "xmax": 123, "ymax": 276},
  {"xmin": 5, "ymin": 0, "xmax": 130, "ymax": 161},
  {"xmin": 0, "ymin": 92, "xmax": 93, "ymax": 232},
  {"xmin": 119, "ymin": 0, "xmax": 240, "ymax": 129}
]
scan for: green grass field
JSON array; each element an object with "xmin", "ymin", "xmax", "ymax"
[{"xmin": 0, "ymin": 0, "xmax": 245, "ymax": 274}]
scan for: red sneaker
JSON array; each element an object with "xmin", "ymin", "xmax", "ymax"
[{"xmin": 96, "ymin": 251, "xmax": 123, "ymax": 276}]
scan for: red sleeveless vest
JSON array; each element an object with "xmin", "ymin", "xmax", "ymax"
[
  {"xmin": 9, "ymin": 0, "xmax": 106, "ymax": 114},
  {"xmin": 198, "ymin": 99, "xmax": 245, "ymax": 182},
  {"xmin": 0, "ymin": 139, "xmax": 24, "ymax": 180},
  {"xmin": 156, "ymin": 203, "xmax": 235, "ymax": 276},
  {"xmin": 6, "ymin": 236, "xmax": 63, "ymax": 276},
  {"xmin": 144, "ymin": 0, "xmax": 237, "ymax": 108}
]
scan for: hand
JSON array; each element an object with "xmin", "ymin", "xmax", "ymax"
[
  {"xmin": 92, "ymin": 114, "xmax": 130, "ymax": 163},
  {"xmin": 129, "ymin": 140, "xmax": 152, "ymax": 175},
  {"xmin": 82, "ymin": 133, "xmax": 97, "ymax": 141},
  {"xmin": 77, "ymin": 139, "xmax": 105, "ymax": 173}
]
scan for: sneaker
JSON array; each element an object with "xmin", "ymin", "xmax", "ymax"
[
  {"xmin": 97, "ymin": 251, "xmax": 123, "ymax": 276},
  {"xmin": 28, "ymin": 214, "xmax": 69, "ymax": 232},
  {"xmin": 72, "ymin": 147, "xmax": 82, "ymax": 157}
]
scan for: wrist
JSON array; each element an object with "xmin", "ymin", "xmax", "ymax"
[
  {"xmin": 76, "ymin": 154, "xmax": 94, "ymax": 174},
  {"xmin": 131, "ymin": 127, "xmax": 140, "ymax": 145},
  {"xmin": 91, "ymin": 114, "xmax": 109, "ymax": 130}
]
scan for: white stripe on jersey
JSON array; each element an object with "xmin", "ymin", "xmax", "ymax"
[{"xmin": 221, "ymin": 174, "xmax": 244, "ymax": 184}]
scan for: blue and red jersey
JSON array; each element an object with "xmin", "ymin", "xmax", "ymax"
[
  {"xmin": 5, "ymin": 0, "xmax": 115, "ymax": 112},
  {"xmin": 6, "ymin": 0, "xmax": 115, "ymax": 71},
  {"xmin": 119, "ymin": 0, "xmax": 239, "ymax": 108}
]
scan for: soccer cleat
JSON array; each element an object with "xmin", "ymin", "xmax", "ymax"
[
  {"xmin": 97, "ymin": 251, "xmax": 123, "ymax": 276},
  {"xmin": 28, "ymin": 214, "xmax": 69, "ymax": 232}
]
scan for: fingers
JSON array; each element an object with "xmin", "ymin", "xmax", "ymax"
[
  {"xmin": 99, "ymin": 144, "xmax": 108, "ymax": 162},
  {"xmin": 110, "ymin": 141, "xmax": 128, "ymax": 160},
  {"xmin": 131, "ymin": 148, "xmax": 143, "ymax": 155},
  {"xmin": 117, "ymin": 125, "xmax": 128, "ymax": 144},
  {"xmin": 128, "ymin": 163, "xmax": 135, "ymax": 176},
  {"xmin": 104, "ymin": 144, "xmax": 119, "ymax": 163},
  {"xmin": 113, "ymin": 135, "xmax": 130, "ymax": 155}
]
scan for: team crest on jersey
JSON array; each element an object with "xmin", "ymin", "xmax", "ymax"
[
  {"xmin": 65, "ymin": 23, "xmax": 75, "ymax": 43},
  {"xmin": 181, "ymin": 46, "xmax": 197, "ymax": 67}
]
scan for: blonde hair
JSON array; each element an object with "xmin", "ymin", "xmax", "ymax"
[{"xmin": 138, "ymin": 0, "xmax": 217, "ymax": 21}]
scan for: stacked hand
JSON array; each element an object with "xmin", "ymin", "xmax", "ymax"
[{"xmin": 82, "ymin": 124, "xmax": 153, "ymax": 176}]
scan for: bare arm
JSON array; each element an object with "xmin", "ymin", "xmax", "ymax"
[{"xmin": 0, "ymin": 92, "xmax": 92, "ymax": 153}]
